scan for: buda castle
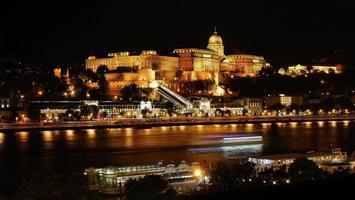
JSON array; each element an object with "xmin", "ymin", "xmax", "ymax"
[{"xmin": 86, "ymin": 30, "xmax": 269, "ymax": 96}]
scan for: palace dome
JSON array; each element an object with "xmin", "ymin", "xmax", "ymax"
[{"xmin": 208, "ymin": 31, "xmax": 223, "ymax": 44}]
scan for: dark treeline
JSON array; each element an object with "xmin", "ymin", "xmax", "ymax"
[{"xmin": 222, "ymin": 68, "xmax": 355, "ymax": 98}]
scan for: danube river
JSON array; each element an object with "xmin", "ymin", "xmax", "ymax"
[{"xmin": 1, "ymin": 120, "xmax": 355, "ymax": 189}]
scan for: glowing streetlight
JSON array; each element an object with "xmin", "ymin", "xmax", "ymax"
[
  {"xmin": 38, "ymin": 91, "xmax": 43, "ymax": 96},
  {"xmin": 193, "ymin": 169, "xmax": 202, "ymax": 177}
]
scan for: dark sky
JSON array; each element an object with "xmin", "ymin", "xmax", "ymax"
[{"xmin": 1, "ymin": 0, "xmax": 355, "ymax": 66}]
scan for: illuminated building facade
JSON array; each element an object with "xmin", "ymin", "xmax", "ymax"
[
  {"xmin": 207, "ymin": 28, "xmax": 225, "ymax": 56},
  {"xmin": 282, "ymin": 64, "xmax": 343, "ymax": 76},
  {"xmin": 85, "ymin": 30, "xmax": 269, "ymax": 96},
  {"xmin": 221, "ymin": 54, "xmax": 268, "ymax": 77},
  {"xmin": 265, "ymin": 94, "xmax": 303, "ymax": 107},
  {"xmin": 236, "ymin": 98, "xmax": 263, "ymax": 115}
]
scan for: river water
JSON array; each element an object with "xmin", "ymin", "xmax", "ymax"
[{"xmin": 0, "ymin": 120, "xmax": 355, "ymax": 190}]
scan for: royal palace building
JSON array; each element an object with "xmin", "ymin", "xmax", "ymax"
[{"xmin": 86, "ymin": 30, "xmax": 269, "ymax": 96}]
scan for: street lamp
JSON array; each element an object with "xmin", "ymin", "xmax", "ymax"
[{"xmin": 193, "ymin": 169, "xmax": 202, "ymax": 177}]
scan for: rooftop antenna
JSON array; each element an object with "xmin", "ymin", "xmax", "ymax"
[{"xmin": 214, "ymin": 26, "xmax": 217, "ymax": 34}]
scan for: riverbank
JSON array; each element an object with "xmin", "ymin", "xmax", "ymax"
[{"xmin": 1, "ymin": 115, "xmax": 355, "ymax": 132}]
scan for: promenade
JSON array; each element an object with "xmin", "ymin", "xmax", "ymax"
[{"xmin": 1, "ymin": 115, "xmax": 355, "ymax": 132}]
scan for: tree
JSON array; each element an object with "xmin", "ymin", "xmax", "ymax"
[
  {"xmin": 141, "ymin": 108, "xmax": 152, "ymax": 118},
  {"xmin": 121, "ymin": 84, "xmax": 141, "ymax": 101},
  {"xmin": 97, "ymin": 74, "xmax": 109, "ymax": 98},
  {"xmin": 257, "ymin": 67, "xmax": 277, "ymax": 78},
  {"xmin": 125, "ymin": 175, "xmax": 177, "ymax": 200},
  {"xmin": 96, "ymin": 65, "xmax": 108, "ymax": 74},
  {"xmin": 165, "ymin": 102, "xmax": 176, "ymax": 117},
  {"xmin": 210, "ymin": 162, "xmax": 231, "ymax": 191},
  {"xmin": 288, "ymin": 158, "xmax": 324, "ymax": 182},
  {"xmin": 210, "ymin": 162, "xmax": 255, "ymax": 191}
]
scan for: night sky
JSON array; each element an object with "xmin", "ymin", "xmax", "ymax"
[{"xmin": 1, "ymin": 0, "xmax": 355, "ymax": 66}]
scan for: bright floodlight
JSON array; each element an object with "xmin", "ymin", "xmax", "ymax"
[
  {"xmin": 194, "ymin": 169, "xmax": 202, "ymax": 177},
  {"xmin": 149, "ymin": 81, "xmax": 159, "ymax": 88}
]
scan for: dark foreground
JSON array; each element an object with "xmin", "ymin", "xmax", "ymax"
[
  {"xmin": 6, "ymin": 173, "xmax": 355, "ymax": 200},
  {"xmin": 183, "ymin": 175, "xmax": 355, "ymax": 200}
]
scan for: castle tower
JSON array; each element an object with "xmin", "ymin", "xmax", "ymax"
[{"xmin": 207, "ymin": 27, "xmax": 224, "ymax": 57}]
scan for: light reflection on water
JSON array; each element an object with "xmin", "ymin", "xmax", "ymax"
[
  {"xmin": 304, "ymin": 121, "xmax": 312, "ymax": 128},
  {"xmin": 65, "ymin": 130, "xmax": 75, "ymax": 141},
  {"xmin": 17, "ymin": 131, "xmax": 29, "ymax": 142},
  {"xmin": 42, "ymin": 130, "xmax": 53, "ymax": 141},
  {"xmin": 317, "ymin": 121, "xmax": 325, "ymax": 127},
  {"xmin": 188, "ymin": 144, "xmax": 263, "ymax": 158},
  {"xmin": 0, "ymin": 120, "xmax": 354, "ymax": 177},
  {"xmin": 86, "ymin": 129, "xmax": 96, "ymax": 138},
  {"xmin": 0, "ymin": 132, "xmax": 4, "ymax": 145},
  {"xmin": 329, "ymin": 121, "xmax": 337, "ymax": 128},
  {"xmin": 343, "ymin": 120, "xmax": 350, "ymax": 127}
]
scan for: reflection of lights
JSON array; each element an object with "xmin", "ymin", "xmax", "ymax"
[
  {"xmin": 125, "ymin": 128, "xmax": 133, "ymax": 136},
  {"xmin": 304, "ymin": 121, "xmax": 312, "ymax": 128},
  {"xmin": 223, "ymin": 136, "xmax": 262, "ymax": 143},
  {"xmin": 42, "ymin": 131, "xmax": 53, "ymax": 141},
  {"xmin": 188, "ymin": 144, "xmax": 263, "ymax": 155},
  {"xmin": 276, "ymin": 122, "xmax": 283, "ymax": 126},
  {"xmin": 86, "ymin": 129, "xmax": 96, "ymax": 138},
  {"xmin": 261, "ymin": 123, "xmax": 271, "ymax": 127},
  {"xmin": 230, "ymin": 124, "xmax": 237, "ymax": 128},
  {"xmin": 65, "ymin": 130, "xmax": 75, "ymax": 140},
  {"xmin": 329, "ymin": 121, "xmax": 337, "ymax": 128},
  {"xmin": 125, "ymin": 138, "xmax": 133, "ymax": 148},
  {"xmin": 196, "ymin": 125, "xmax": 203, "ymax": 131},
  {"xmin": 317, "ymin": 121, "xmax": 324, "ymax": 127},
  {"xmin": 0, "ymin": 132, "xmax": 4, "ymax": 144},
  {"xmin": 143, "ymin": 128, "xmax": 151, "ymax": 134},
  {"xmin": 17, "ymin": 131, "xmax": 29, "ymax": 142},
  {"xmin": 343, "ymin": 120, "xmax": 350, "ymax": 127},
  {"xmin": 290, "ymin": 122, "xmax": 298, "ymax": 128},
  {"xmin": 179, "ymin": 126, "xmax": 186, "ymax": 130}
]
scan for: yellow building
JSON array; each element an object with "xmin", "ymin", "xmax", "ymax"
[
  {"xmin": 221, "ymin": 54, "xmax": 268, "ymax": 77},
  {"xmin": 284, "ymin": 64, "xmax": 343, "ymax": 76},
  {"xmin": 312, "ymin": 65, "xmax": 342, "ymax": 74},
  {"xmin": 85, "ymin": 30, "xmax": 269, "ymax": 96},
  {"xmin": 265, "ymin": 94, "xmax": 303, "ymax": 107},
  {"xmin": 207, "ymin": 28, "xmax": 225, "ymax": 57}
]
